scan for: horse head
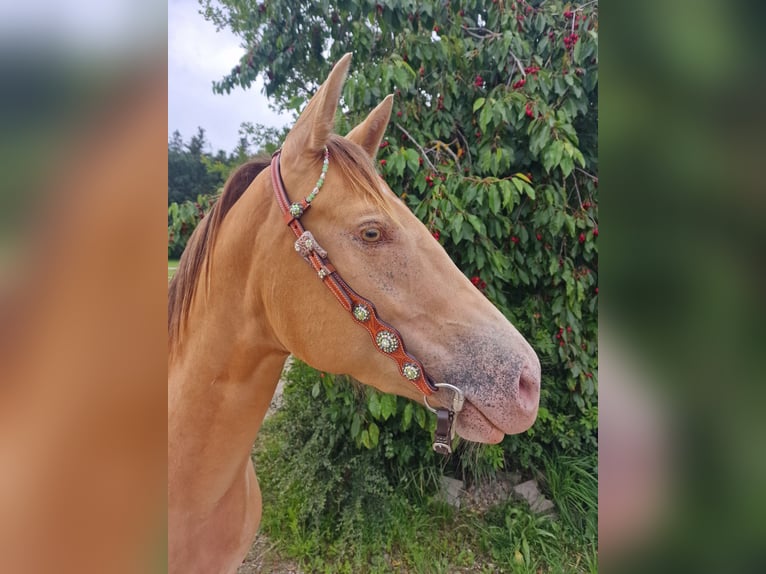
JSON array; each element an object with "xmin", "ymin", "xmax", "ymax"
[{"xmin": 264, "ymin": 54, "xmax": 540, "ymax": 442}]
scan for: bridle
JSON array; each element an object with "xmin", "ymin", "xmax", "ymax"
[{"xmin": 270, "ymin": 147, "xmax": 464, "ymax": 455}]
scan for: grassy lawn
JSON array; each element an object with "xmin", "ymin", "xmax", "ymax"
[{"xmin": 168, "ymin": 259, "xmax": 179, "ymax": 281}]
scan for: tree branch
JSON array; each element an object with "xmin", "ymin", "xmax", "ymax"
[{"xmin": 395, "ymin": 123, "xmax": 438, "ymax": 172}]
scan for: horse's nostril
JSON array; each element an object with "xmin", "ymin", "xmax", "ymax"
[{"xmin": 518, "ymin": 367, "xmax": 541, "ymax": 410}]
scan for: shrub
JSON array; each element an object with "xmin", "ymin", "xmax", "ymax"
[{"xmin": 167, "ymin": 194, "xmax": 214, "ymax": 259}]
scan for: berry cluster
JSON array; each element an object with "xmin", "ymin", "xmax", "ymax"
[
  {"xmin": 470, "ymin": 276, "xmax": 488, "ymax": 291},
  {"xmin": 555, "ymin": 326, "xmax": 571, "ymax": 347},
  {"xmin": 524, "ymin": 66, "xmax": 541, "ymax": 75},
  {"xmin": 512, "ymin": 78, "xmax": 526, "ymax": 89},
  {"xmin": 525, "ymin": 102, "xmax": 535, "ymax": 118},
  {"xmin": 474, "ymin": 75, "xmax": 484, "ymax": 88},
  {"xmin": 563, "ymin": 33, "xmax": 579, "ymax": 50}
]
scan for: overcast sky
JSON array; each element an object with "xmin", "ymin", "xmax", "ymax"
[{"xmin": 168, "ymin": 0, "xmax": 290, "ymax": 153}]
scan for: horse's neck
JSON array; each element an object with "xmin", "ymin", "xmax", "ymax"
[{"xmin": 168, "ymin": 177, "xmax": 288, "ymax": 502}]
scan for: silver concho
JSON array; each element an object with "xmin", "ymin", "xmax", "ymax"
[
  {"xmin": 289, "ymin": 203, "xmax": 304, "ymax": 218},
  {"xmin": 352, "ymin": 304, "xmax": 371, "ymax": 322},
  {"xmin": 402, "ymin": 363, "xmax": 420, "ymax": 381},
  {"xmin": 375, "ymin": 330, "xmax": 399, "ymax": 353}
]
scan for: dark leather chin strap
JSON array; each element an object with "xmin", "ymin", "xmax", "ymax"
[{"xmin": 270, "ymin": 150, "xmax": 438, "ymax": 397}]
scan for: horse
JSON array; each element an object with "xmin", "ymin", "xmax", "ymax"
[{"xmin": 168, "ymin": 53, "xmax": 541, "ymax": 574}]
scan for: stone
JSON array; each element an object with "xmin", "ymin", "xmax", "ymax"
[
  {"xmin": 437, "ymin": 475, "xmax": 465, "ymax": 509},
  {"xmin": 512, "ymin": 479, "xmax": 556, "ymax": 515}
]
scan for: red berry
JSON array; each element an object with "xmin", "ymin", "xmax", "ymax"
[
  {"xmin": 396, "ymin": 111, "xmax": 402, "ymax": 117},
  {"xmin": 593, "ymin": 228, "xmax": 599, "ymax": 237},
  {"xmin": 379, "ymin": 159, "xmax": 386, "ymax": 166},
  {"xmin": 525, "ymin": 102, "xmax": 534, "ymax": 118},
  {"xmin": 419, "ymin": 66, "xmax": 425, "ymax": 77},
  {"xmin": 536, "ymin": 233, "xmax": 542, "ymax": 241},
  {"xmin": 474, "ymin": 75, "xmax": 484, "ymax": 87},
  {"xmin": 479, "ymin": 280, "xmax": 487, "ymax": 290},
  {"xmin": 471, "ymin": 276, "xmax": 480, "ymax": 286},
  {"xmin": 511, "ymin": 236, "xmax": 520, "ymax": 244},
  {"xmin": 433, "ymin": 25, "xmax": 440, "ymax": 33},
  {"xmin": 595, "ymin": 287, "xmax": 599, "ymax": 294},
  {"xmin": 566, "ymin": 326, "xmax": 572, "ymax": 333},
  {"xmin": 579, "ymin": 233, "xmax": 586, "ymax": 243},
  {"xmin": 379, "ymin": 140, "xmax": 389, "ymax": 149},
  {"xmin": 432, "ymin": 230, "xmax": 440, "ymax": 241}
]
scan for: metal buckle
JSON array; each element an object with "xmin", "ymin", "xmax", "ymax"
[
  {"xmin": 423, "ymin": 383, "xmax": 465, "ymax": 455},
  {"xmin": 423, "ymin": 383, "xmax": 465, "ymax": 414}
]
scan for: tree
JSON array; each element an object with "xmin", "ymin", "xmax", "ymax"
[
  {"xmin": 201, "ymin": 0, "xmax": 598, "ymax": 462},
  {"xmin": 168, "ymin": 127, "xmax": 227, "ymax": 205}
]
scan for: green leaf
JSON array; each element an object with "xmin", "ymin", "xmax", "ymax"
[
  {"xmin": 380, "ymin": 393, "xmax": 397, "ymax": 420},
  {"xmin": 350, "ymin": 413, "xmax": 361, "ymax": 438},
  {"xmin": 488, "ymin": 185, "xmax": 501, "ymax": 214},
  {"xmin": 479, "ymin": 103, "xmax": 493, "ymax": 134},
  {"xmin": 560, "ymin": 155, "xmax": 574, "ymax": 178},
  {"xmin": 311, "ymin": 382, "xmax": 320, "ymax": 398},
  {"xmin": 404, "ymin": 148, "xmax": 420, "ymax": 173},
  {"xmin": 415, "ymin": 405, "xmax": 427, "ymax": 428},
  {"xmin": 368, "ymin": 422, "xmax": 380, "ymax": 447},
  {"xmin": 473, "ymin": 97, "xmax": 486, "ymax": 112},
  {"xmin": 466, "ymin": 213, "xmax": 486, "ymax": 236},
  {"xmin": 500, "ymin": 180, "xmax": 515, "ymax": 210},
  {"xmin": 368, "ymin": 391, "xmax": 381, "ymax": 419},
  {"xmin": 402, "ymin": 402, "xmax": 413, "ymax": 431}
]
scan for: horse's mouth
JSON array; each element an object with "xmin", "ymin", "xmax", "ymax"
[{"xmin": 454, "ymin": 400, "xmax": 505, "ymax": 444}]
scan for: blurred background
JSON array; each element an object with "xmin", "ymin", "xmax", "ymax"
[
  {"xmin": 0, "ymin": 1, "xmax": 167, "ymax": 573},
  {"xmin": 0, "ymin": 0, "xmax": 764, "ymax": 572},
  {"xmin": 601, "ymin": 0, "xmax": 766, "ymax": 571}
]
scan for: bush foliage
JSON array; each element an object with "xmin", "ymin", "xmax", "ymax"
[{"xmin": 201, "ymin": 0, "xmax": 598, "ymax": 465}]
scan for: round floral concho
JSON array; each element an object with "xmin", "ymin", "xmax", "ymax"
[
  {"xmin": 375, "ymin": 330, "xmax": 399, "ymax": 353},
  {"xmin": 289, "ymin": 203, "xmax": 304, "ymax": 218},
  {"xmin": 402, "ymin": 363, "xmax": 420, "ymax": 381},
  {"xmin": 352, "ymin": 304, "xmax": 371, "ymax": 322}
]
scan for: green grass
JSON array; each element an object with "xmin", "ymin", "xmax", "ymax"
[{"xmin": 168, "ymin": 259, "xmax": 179, "ymax": 281}]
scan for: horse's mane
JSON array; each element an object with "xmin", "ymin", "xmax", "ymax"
[
  {"xmin": 168, "ymin": 157, "xmax": 270, "ymax": 350},
  {"xmin": 168, "ymin": 136, "xmax": 389, "ymax": 352}
]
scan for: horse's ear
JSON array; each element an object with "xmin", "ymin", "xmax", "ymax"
[
  {"xmin": 283, "ymin": 53, "xmax": 352, "ymax": 157},
  {"xmin": 346, "ymin": 95, "xmax": 394, "ymax": 158}
]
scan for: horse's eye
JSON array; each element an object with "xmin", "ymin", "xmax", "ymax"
[{"xmin": 361, "ymin": 227, "xmax": 382, "ymax": 242}]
